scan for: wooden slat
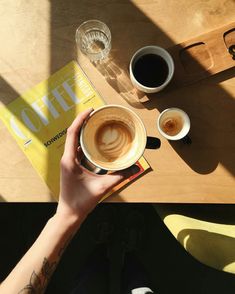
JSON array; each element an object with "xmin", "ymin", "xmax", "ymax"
[{"xmin": 168, "ymin": 22, "xmax": 235, "ymax": 86}]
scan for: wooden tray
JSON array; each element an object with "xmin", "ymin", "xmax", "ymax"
[{"xmin": 167, "ymin": 22, "xmax": 235, "ymax": 87}]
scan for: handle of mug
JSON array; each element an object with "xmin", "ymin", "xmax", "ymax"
[{"xmin": 146, "ymin": 136, "xmax": 161, "ymax": 149}]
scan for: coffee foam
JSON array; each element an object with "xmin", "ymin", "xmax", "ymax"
[
  {"xmin": 96, "ymin": 121, "xmax": 133, "ymax": 160},
  {"xmin": 81, "ymin": 106, "xmax": 146, "ymax": 170}
]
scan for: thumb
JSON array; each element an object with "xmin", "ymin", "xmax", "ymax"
[{"xmin": 101, "ymin": 165, "xmax": 140, "ymax": 191}]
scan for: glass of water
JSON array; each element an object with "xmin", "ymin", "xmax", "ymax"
[{"xmin": 76, "ymin": 20, "xmax": 111, "ymax": 62}]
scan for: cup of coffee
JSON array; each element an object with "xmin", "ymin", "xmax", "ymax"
[
  {"xmin": 80, "ymin": 105, "xmax": 147, "ymax": 171},
  {"xmin": 157, "ymin": 108, "xmax": 190, "ymax": 140},
  {"xmin": 129, "ymin": 46, "xmax": 174, "ymax": 93}
]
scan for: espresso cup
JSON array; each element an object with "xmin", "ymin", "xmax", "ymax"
[
  {"xmin": 80, "ymin": 105, "xmax": 147, "ymax": 171},
  {"xmin": 129, "ymin": 45, "xmax": 174, "ymax": 93},
  {"xmin": 157, "ymin": 108, "xmax": 190, "ymax": 140}
]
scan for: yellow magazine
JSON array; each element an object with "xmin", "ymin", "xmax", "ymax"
[{"xmin": 0, "ymin": 61, "xmax": 150, "ymax": 200}]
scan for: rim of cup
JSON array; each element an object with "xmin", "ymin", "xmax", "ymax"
[
  {"xmin": 80, "ymin": 104, "xmax": 147, "ymax": 171},
  {"xmin": 129, "ymin": 45, "xmax": 174, "ymax": 93},
  {"xmin": 157, "ymin": 107, "xmax": 191, "ymax": 140}
]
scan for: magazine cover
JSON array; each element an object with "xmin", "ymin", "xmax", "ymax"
[{"xmin": 0, "ymin": 61, "xmax": 150, "ymax": 200}]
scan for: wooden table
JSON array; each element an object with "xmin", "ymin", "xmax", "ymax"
[{"xmin": 0, "ymin": 0, "xmax": 235, "ymax": 202}]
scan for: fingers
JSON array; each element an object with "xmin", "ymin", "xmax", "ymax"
[
  {"xmin": 63, "ymin": 108, "xmax": 93, "ymax": 159},
  {"xmin": 100, "ymin": 165, "xmax": 140, "ymax": 191}
]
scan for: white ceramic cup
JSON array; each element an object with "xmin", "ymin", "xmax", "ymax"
[
  {"xmin": 129, "ymin": 45, "xmax": 174, "ymax": 93},
  {"xmin": 157, "ymin": 108, "xmax": 190, "ymax": 140},
  {"xmin": 80, "ymin": 105, "xmax": 147, "ymax": 171}
]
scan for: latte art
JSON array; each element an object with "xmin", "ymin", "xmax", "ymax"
[
  {"xmin": 80, "ymin": 105, "xmax": 147, "ymax": 170},
  {"xmin": 95, "ymin": 121, "xmax": 133, "ymax": 160}
]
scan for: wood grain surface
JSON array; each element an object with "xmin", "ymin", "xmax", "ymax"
[
  {"xmin": 169, "ymin": 22, "xmax": 235, "ymax": 86},
  {"xmin": 0, "ymin": 0, "xmax": 235, "ymax": 202}
]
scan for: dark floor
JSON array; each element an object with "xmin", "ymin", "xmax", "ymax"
[{"xmin": 0, "ymin": 203, "xmax": 235, "ymax": 294}]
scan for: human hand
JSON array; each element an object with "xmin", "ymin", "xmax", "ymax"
[{"xmin": 56, "ymin": 108, "xmax": 138, "ymax": 226}]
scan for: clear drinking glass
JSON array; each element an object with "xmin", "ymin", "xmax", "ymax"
[{"xmin": 75, "ymin": 20, "xmax": 111, "ymax": 62}]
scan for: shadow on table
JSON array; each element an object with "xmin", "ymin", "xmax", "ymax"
[
  {"xmin": 93, "ymin": 59, "xmax": 146, "ymax": 109},
  {"xmin": 1, "ymin": 1, "xmax": 235, "ymax": 198},
  {"xmin": 142, "ymin": 67, "xmax": 235, "ymax": 174},
  {"xmin": 69, "ymin": 2, "xmax": 235, "ymax": 176}
]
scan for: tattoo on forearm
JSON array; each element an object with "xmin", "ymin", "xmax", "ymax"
[
  {"xmin": 18, "ymin": 258, "xmax": 57, "ymax": 294},
  {"xmin": 18, "ymin": 234, "xmax": 73, "ymax": 294}
]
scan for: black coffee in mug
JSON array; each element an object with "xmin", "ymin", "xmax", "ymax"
[{"xmin": 133, "ymin": 54, "xmax": 169, "ymax": 87}]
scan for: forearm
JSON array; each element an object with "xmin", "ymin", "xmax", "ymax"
[{"xmin": 0, "ymin": 213, "xmax": 81, "ymax": 294}]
